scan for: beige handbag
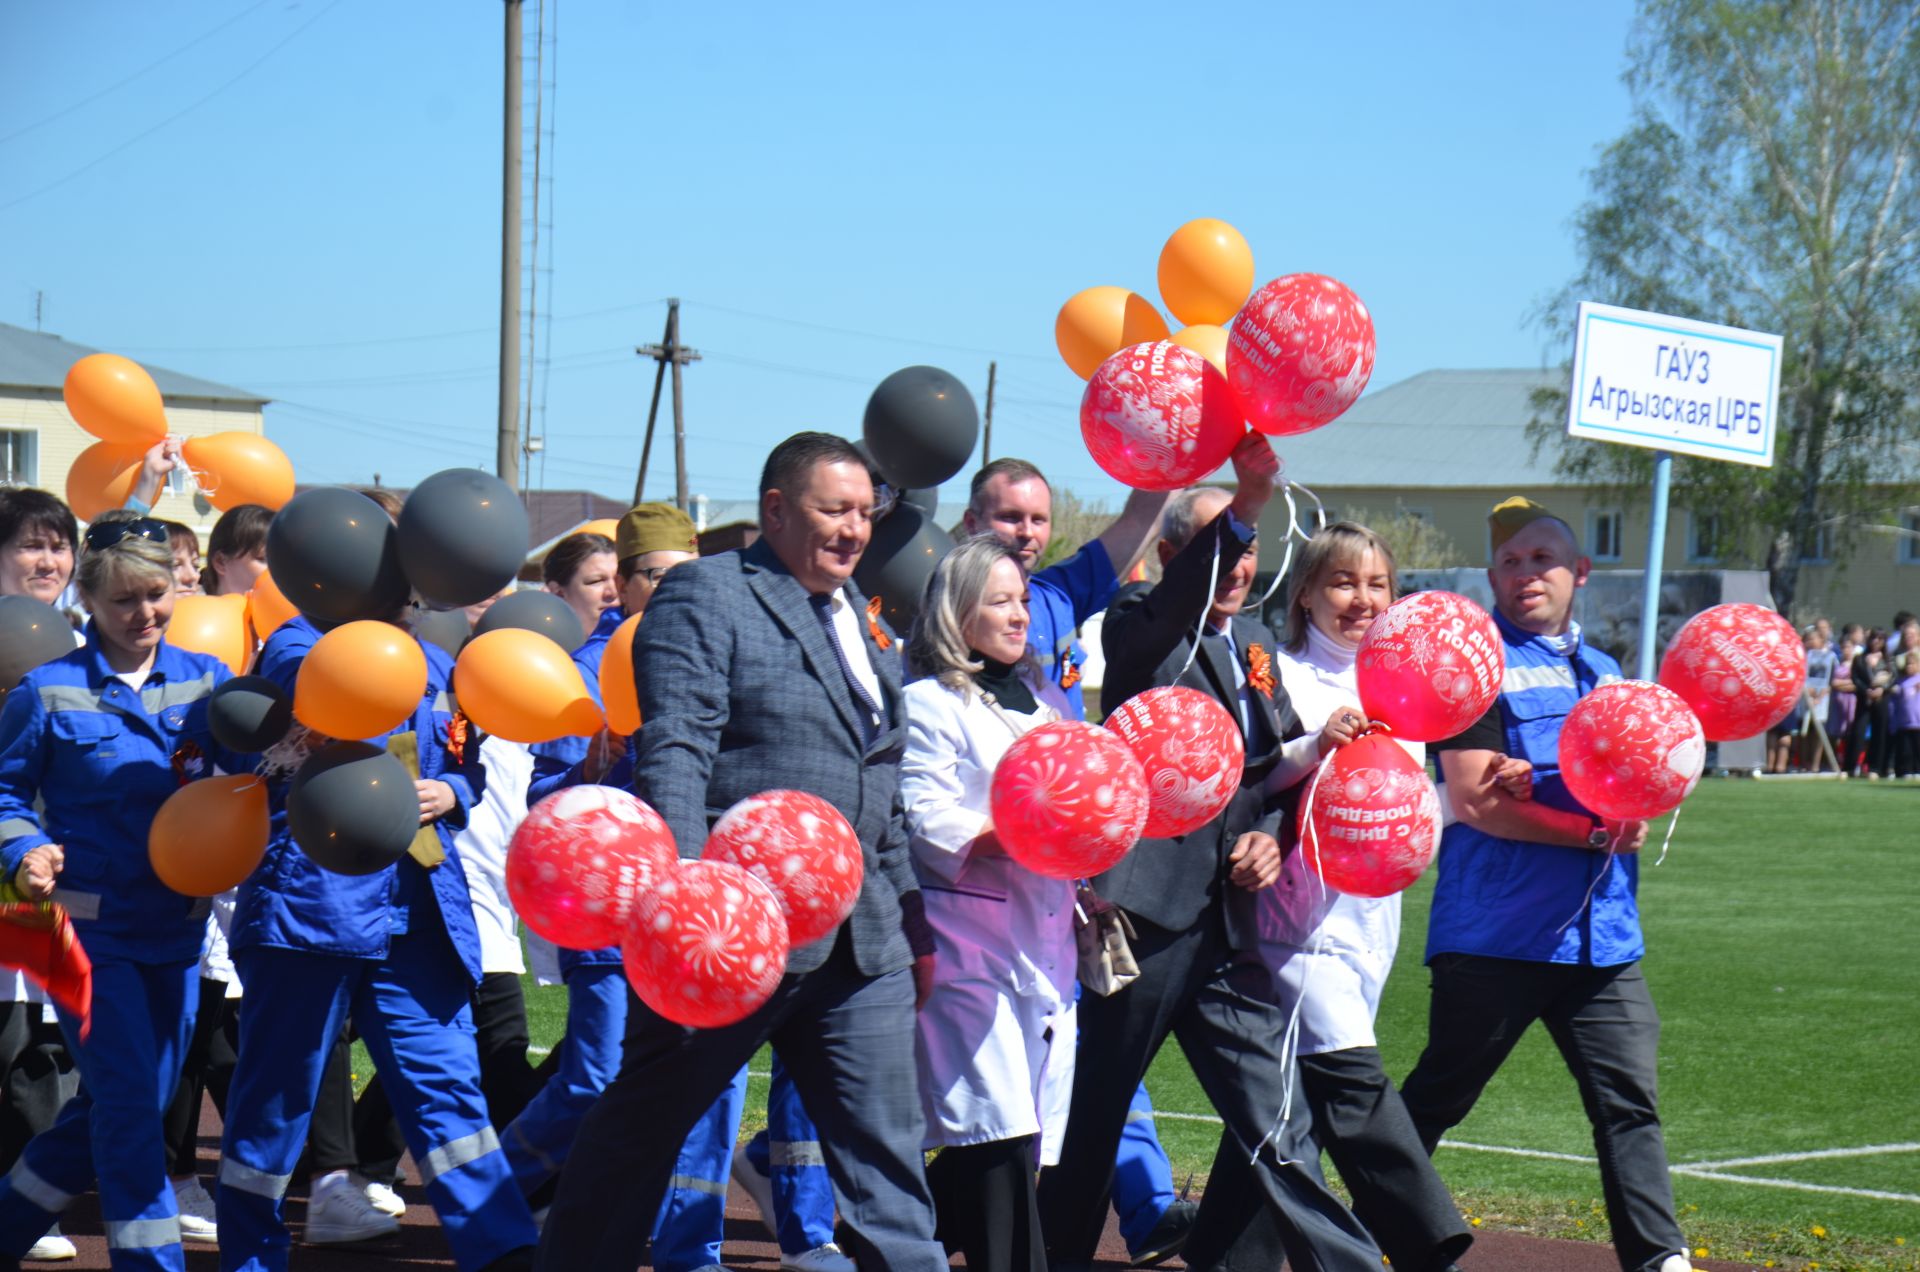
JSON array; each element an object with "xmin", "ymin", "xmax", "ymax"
[{"xmin": 1073, "ymin": 883, "xmax": 1140, "ymax": 996}]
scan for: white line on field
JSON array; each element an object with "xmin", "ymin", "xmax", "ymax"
[
  {"xmin": 1683, "ymin": 1142, "xmax": 1920, "ymax": 1169},
  {"xmin": 1671, "ymin": 1167, "xmax": 1920, "ymax": 1204}
]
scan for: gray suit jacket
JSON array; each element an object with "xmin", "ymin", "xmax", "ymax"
[
  {"xmin": 1095, "ymin": 512, "xmax": 1304, "ymax": 949},
  {"xmin": 631, "ymin": 538, "xmax": 920, "ymax": 978}
]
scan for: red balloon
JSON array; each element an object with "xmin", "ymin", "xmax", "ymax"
[
  {"xmin": 1296, "ymin": 733, "xmax": 1442, "ymax": 898},
  {"xmin": 702, "ymin": 790, "xmax": 865, "ymax": 948},
  {"xmin": 1227, "ymin": 273, "xmax": 1376, "ymax": 436},
  {"xmin": 989, "ymin": 721, "xmax": 1149, "ymax": 879},
  {"xmin": 506, "ymin": 786, "xmax": 677, "ymax": 950},
  {"xmin": 1104, "ymin": 686, "xmax": 1245, "ymax": 838},
  {"xmin": 1079, "ymin": 341, "xmax": 1246, "ymax": 491},
  {"xmin": 1355, "ymin": 592, "xmax": 1505, "ymax": 742},
  {"xmin": 1558, "ymin": 681, "xmax": 1705, "ymax": 821},
  {"xmin": 1657, "ymin": 604, "xmax": 1805, "ymax": 742},
  {"xmin": 623, "ymin": 859, "xmax": 790, "ymax": 1029}
]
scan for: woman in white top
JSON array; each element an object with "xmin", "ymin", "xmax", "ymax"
[
  {"xmin": 1245, "ymin": 522, "xmax": 1489, "ymax": 1272},
  {"xmin": 900, "ymin": 537, "xmax": 1077, "ymax": 1272}
]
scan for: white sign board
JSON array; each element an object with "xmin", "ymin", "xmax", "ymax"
[{"xmin": 1566, "ymin": 301, "xmax": 1782, "ymax": 468}]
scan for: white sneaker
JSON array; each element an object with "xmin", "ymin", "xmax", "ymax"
[
  {"xmin": 782, "ymin": 1242, "xmax": 855, "ymax": 1272},
  {"xmin": 729, "ymin": 1141, "xmax": 776, "ymax": 1238},
  {"xmin": 1658, "ymin": 1256, "xmax": 1694, "ymax": 1272},
  {"xmin": 357, "ymin": 1174, "xmax": 406, "ymax": 1218},
  {"xmin": 173, "ymin": 1175, "xmax": 219, "ymax": 1243},
  {"xmin": 24, "ymin": 1223, "xmax": 76, "ymax": 1261},
  {"xmin": 305, "ymin": 1169, "xmax": 402, "ymax": 1244}
]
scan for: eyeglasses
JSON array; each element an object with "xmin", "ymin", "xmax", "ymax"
[
  {"xmin": 83, "ymin": 518, "xmax": 171, "ymax": 552},
  {"xmin": 636, "ymin": 565, "xmax": 674, "ymax": 586}
]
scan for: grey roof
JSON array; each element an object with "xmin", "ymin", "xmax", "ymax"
[
  {"xmin": 0, "ymin": 322, "xmax": 268, "ymax": 405},
  {"xmin": 1268, "ymin": 367, "xmax": 1568, "ymax": 489}
]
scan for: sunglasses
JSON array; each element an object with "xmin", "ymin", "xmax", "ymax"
[{"xmin": 83, "ymin": 518, "xmax": 172, "ymax": 552}]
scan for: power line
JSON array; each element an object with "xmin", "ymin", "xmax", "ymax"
[
  {"xmin": 113, "ymin": 296, "xmax": 668, "ymax": 356},
  {"xmin": 0, "ymin": 0, "xmax": 349, "ymax": 215},
  {"xmin": 686, "ymin": 300, "xmax": 1055, "ymax": 364}
]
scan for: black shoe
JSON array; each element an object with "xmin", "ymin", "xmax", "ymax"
[{"xmin": 1132, "ymin": 1198, "xmax": 1199, "ymax": 1267}]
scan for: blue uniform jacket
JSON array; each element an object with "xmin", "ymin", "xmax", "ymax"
[
  {"xmin": 0, "ymin": 631, "xmax": 245, "ymax": 964},
  {"xmin": 528, "ymin": 605, "xmax": 627, "ymax": 973},
  {"xmin": 1428, "ymin": 610, "xmax": 1636, "ymax": 967},
  {"xmin": 229, "ymin": 616, "xmax": 489, "ymax": 983},
  {"xmin": 1028, "ymin": 540, "xmax": 1118, "ymax": 721}
]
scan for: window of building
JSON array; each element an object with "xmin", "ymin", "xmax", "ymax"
[
  {"xmin": 1588, "ymin": 509, "xmax": 1624, "ymax": 562},
  {"xmin": 1687, "ymin": 511, "xmax": 1722, "ymax": 564},
  {"xmin": 0, "ymin": 430, "xmax": 35, "ymax": 487},
  {"xmin": 1798, "ymin": 522, "xmax": 1834, "ymax": 564},
  {"xmin": 1900, "ymin": 511, "xmax": 1920, "ymax": 565}
]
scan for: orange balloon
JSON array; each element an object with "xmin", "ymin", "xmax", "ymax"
[
  {"xmin": 182, "ymin": 432, "xmax": 295, "ymax": 511},
  {"xmin": 1055, "ymin": 286, "xmax": 1170, "ymax": 380},
  {"xmin": 168, "ymin": 594, "xmax": 251, "ymax": 676},
  {"xmin": 1158, "ymin": 219, "xmax": 1256, "ymax": 327},
  {"xmin": 579, "ymin": 518, "xmax": 620, "ymax": 541},
  {"xmin": 150, "ymin": 775, "xmax": 269, "ymax": 896},
  {"xmin": 294, "ymin": 620, "xmax": 428, "ymax": 741},
  {"xmin": 246, "ymin": 570, "xmax": 300, "ymax": 641},
  {"xmin": 454, "ymin": 628, "xmax": 603, "ymax": 744},
  {"xmin": 65, "ymin": 440, "xmax": 150, "ymax": 521},
  {"xmin": 63, "ymin": 353, "xmax": 168, "ymax": 446},
  {"xmin": 600, "ymin": 613, "xmax": 643, "ymax": 735},
  {"xmin": 1170, "ymin": 324, "xmax": 1231, "ymax": 376}
]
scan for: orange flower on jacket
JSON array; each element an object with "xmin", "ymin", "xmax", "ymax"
[
  {"xmin": 1248, "ymin": 643, "xmax": 1276, "ymax": 698},
  {"xmin": 865, "ymin": 596, "xmax": 893, "ymax": 651}
]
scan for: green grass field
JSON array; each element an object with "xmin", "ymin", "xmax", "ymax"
[{"xmin": 512, "ymin": 779, "xmax": 1918, "ymax": 1271}]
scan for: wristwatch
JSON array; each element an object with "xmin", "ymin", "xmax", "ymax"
[{"xmin": 1586, "ymin": 822, "xmax": 1611, "ymax": 850}]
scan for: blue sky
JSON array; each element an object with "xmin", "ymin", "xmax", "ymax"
[{"xmin": 1, "ymin": 1, "xmax": 1638, "ymax": 510}]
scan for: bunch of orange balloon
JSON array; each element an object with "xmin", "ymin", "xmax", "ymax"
[
  {"xmin": 1054, "ymin": 218, "xmax": 1256, "ymax": 381},
  {"xmin": 61, "ymin": 353, "xmax": 296, "ymax": 518}
]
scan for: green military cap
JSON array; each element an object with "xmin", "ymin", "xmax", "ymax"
[{"xmin": 616, "ymin": 502, "xmax": 698, "ymax": 561}]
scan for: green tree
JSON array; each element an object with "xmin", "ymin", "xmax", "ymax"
[
  {"xmin": 1343, "ymin": 505, "xmax": 1467, "ymax": 568},
  {"xmin": 1529, "ymin": 0, "xmax": 1920, "ymax": 613}
]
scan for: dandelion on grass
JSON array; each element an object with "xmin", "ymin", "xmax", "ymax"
[{"xmin": 1810, "ymin": 1224, "xmax": 1827, "ymax": 1238}]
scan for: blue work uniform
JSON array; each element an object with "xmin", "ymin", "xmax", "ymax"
[
  {"xmin": 216, "ymin": 617, "xmax": 537, "ymax": 1272},
  {"xmin": 0, "ymin": 633, "xmax": 241, "ymax": 1271},
  {"xmin": 1027, "ymin": 540, "xmax": 1178, "ymax": 1237}
]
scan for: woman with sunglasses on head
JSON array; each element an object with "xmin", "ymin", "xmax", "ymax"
[{"xmin": 0, "ymin": 512, "xmax": 252, "ymax": 1271}]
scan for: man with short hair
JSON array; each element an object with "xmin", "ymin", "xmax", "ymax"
[
  {"xmin": 614, "ymin": 503, "xmax": 700, "ymax": 619},
  {"xmin": 535, "ymin": 433, "xmax": 946, "ymax": 1272},
  {"xmin": 1401, "ymin": 497, "xmax": 1694, "ymax": 1272}
]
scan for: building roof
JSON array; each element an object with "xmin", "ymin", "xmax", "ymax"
[
  {"xmin": 0, "ymin": 322, "xmax": 268, "ymax": 405},
  {"xmin": 1269, "ymin": 368, "xmax": 1567, "ymax": 489}
]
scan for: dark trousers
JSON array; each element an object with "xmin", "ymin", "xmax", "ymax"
[
  {"xmin": 1399, "ymin": 955, "xmax": 1686, "ymax": 1272},
  {"xmin": 0, "ymin": 1000, "xmax": 77, "ymax": 1172},
  {"xmin": 534, "ymin": 934, "xmax": 947, "ymax": 1272},
  {"xmin": 1893, "ymin": 728, "xmax": 1920, "ymax": 778},
  {"xmin": 926, "ymin": 1136, "xmax": 1047, "ymax": 1272},
  {"xmin": 1187, "ymin": 1045, "xmax": 1470, "ymax": 1271},
  {"xmin": 1035, "ymin": 914, "xmax": 1382, "ymax": 1272},
  {"xmin": 162, "ymin": 977, "xmax": 239, "ymax": 1176},
  {"xmin": 353, "ymin": 971, "xmax": 545, "ymax": 1183},
  {"xmin": 1848, "ymin": 698, "xmax": 1893, "ymax": 776}
]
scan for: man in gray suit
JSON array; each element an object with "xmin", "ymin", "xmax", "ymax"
[
  {"xmin": 1038, "ymin": 435, "xmax": 1384, "ymax": 1272},
  {"xmin": 535, "ymin": 432, "xmax": 946, "ymax": 1272}
]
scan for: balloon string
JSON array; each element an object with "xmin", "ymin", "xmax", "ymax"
[
  {"xmin": 1253, "ymin": 483, "xmax": 1302, "ymax": 611},
  {"xmin": 1654, "ymin": 802, "xmax": 1681, "ymax": 867},
  {"xmin": 1251, "ymin": 746, "xmax": 1339, "ymax": 1168},
  {"xmin": 1176, "ymin": 533, "xmax": 1223, "ymax": 679},
  {"xmin": 1554, "ymin": 839, "xmax": 1617, "ymax": 936}
]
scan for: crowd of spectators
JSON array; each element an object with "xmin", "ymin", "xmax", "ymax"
[{"xmin": 1766, "ymin": 610, "xmax": 1920, "ymax": 778}]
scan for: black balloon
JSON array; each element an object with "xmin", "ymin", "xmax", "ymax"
[
  {"xmin": 265, "ymin": 487, "xmax": 411, "ymax": 626},
  {"xmin": 0, "ymin": 596, "xmax": 75, "ymax": 694},
  {"xmin": 898, "ymin": 485, "xmax": 939, "ymax": 520},
  {"xmin": 862, "ymin": 366, "xmax": 980, "ymax": 490},
  {"xmin": 398, "ymin": 469, "xmax": 530, "ymax": 609},
  {"xmin": 410, "ymin": 605, "xmax": 472, "ymax": 660},
  {"xmin": 287, "ymin": 742, "xmax": 418, "ymax": 876},
  {"xmin": 472, "ymin": 589, "xmax": 584, "ymax": 653},
  {"xmin": 853, "ymin": 502, "xmax": 954, "ymax": 632},
  {"xmin": 207, "ymin": 675, "xmax": 292, "ymax": 752}
]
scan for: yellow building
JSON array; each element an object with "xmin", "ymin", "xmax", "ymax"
[
  {"xmin": 0, "ymin": 322, "xmax": 269, "ymax": 544},
  {"xmin": 1253, "ymin": 368, "xmax": 1920, "ymax": 628}
]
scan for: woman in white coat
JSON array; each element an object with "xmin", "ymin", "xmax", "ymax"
[{"xmin": 900, "ymin": 537, "xmax": 1077, "ymax": 1272}]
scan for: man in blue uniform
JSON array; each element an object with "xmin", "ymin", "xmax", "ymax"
[
  {"xmin": 961, "ymin": 460, "xmax": 1192, "ymax": 1264},
  {"xmin": 1404, "ymin": 497, "xmax": 1693, "ymax": 1272}
]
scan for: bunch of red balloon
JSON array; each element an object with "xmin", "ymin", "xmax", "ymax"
[
  {"xmin": 509, "ymin": 786, "xmax": 865, "ymax": 1029},
  {"xmin": 62, "ymin": 353, "xmax": 296, "ymax": 518},
  {"xmin": 1057, "ymin": 219, "xmax": 1377, "ymax": 492}
]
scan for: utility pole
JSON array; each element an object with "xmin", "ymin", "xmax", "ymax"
[
  {"xmin": 635, "ymin": 298, "xmax": 701, "ymax": 511},
  {"xmin": 496, "ymin": 0, "xmax": 523, "ymax": 491},
  {"xmin": 33, "ymin": 291, "xmax": 44, "ymax": 333},
  {"xmin": 982, "ymin": 360, "xmax": 997, "ymax": 464}
]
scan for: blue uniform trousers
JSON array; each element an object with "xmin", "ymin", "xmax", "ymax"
[
  {"xmin": 503, "ymin": 964, "xmax": 629, "ymax": 1197},
  {"xmin": 0, "ymin": 958, "xmax": 195, "ymax": 1271},
  {"xmin": 742, "ymin": 1054, "xmax": 838, "ymax": 1256},
  {"xmin": 1114, "ymin": 1081, "xmax": 1178, "ymax": 1253},
  {"xmin": 650, "ymin": 1067, "xmax": 748, "ymax": 1272},
  {"xmin": 216, "ymin": 932, "xmax": 536, "ymax": 1272}
]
